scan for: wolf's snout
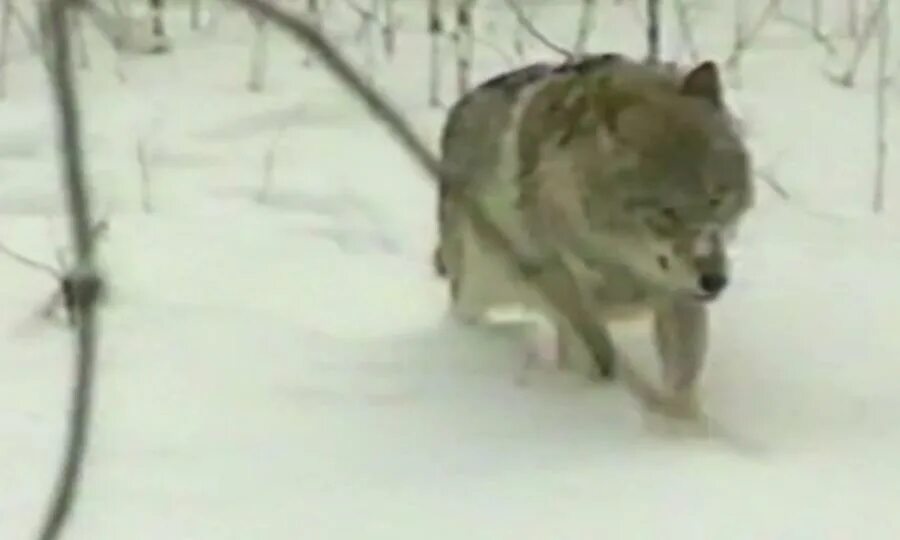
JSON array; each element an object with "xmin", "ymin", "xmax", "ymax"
[{"xmin": 698, "ymin": 273, "xmax": 728, "ymax": 295}]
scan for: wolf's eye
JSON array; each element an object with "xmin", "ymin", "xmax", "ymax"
[
  {"xmin": 660, "ymin": 207, "xmax": 678, "ymax": 220},
  {"xmin": 643, "ymin": 207, "xmax": 680, "ymax": 237}
]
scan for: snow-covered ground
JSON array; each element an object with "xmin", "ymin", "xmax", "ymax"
[{"xmin": 3, "ymin": 1, "xmax": 900, "ymax": 538}]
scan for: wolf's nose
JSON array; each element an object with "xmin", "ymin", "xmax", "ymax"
[{"xmin": 699, "ymin": 273, "xmax": 728, "ymax": 295}]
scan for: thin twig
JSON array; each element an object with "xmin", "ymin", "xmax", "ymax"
[
  {"xmin": 572, "ymin": 0, "xmax": 596, "ymax": 56},
  {"xmin": 0, "ymin": 240, "xmax": 61, "ymax": 277},
  {"xmin": 428, "ymin": 0, "xmax": 443, "ymax": 106},
  {"xmin": 231, "ymin": 0, "xmax": 442, "ymax": 177},
  {"xmin": 0, "ymin": 0, "xmax": 13, "ymax": 98},
  {"xmin": 247, "ymin": 8, "xmax": 268, "ymax": 91},
  {"xmin": 343, "ymin": 0, "xmax": 374, "ymax": 22},
  {"xmin": 453, "ymin": 0, "xmax": 475, "ymax": 96},
  {"xmin": 302, "ymin": 0, "xmax": 323, "ymax": 67},
  {"xmin": 773, "ymin": 12, "xmax": 838, "ymax": 56},
  {"xmin": 190, "ymin": 0, "xmax": 202, "ymax": 29},
  {"xmin": 9, "ymin": 0, "xmax": 42, "ymax": 53},
  {"xmin": 827, "ymin": 0, "xmax": 885, "ymax": 87},
  {"xmin": 70, "ymin": 8, "xmax": 89, "ymax": 69},
  {"xmin": 672, "ymin": 0, "xmax": 700, "ymax": 63},
  {"xmin": 381, "ymin": 0, "xmax": 395, "ymax": 57},
  {"xmin": 470, "ymin": 33, "xmax": 514, "ymax": 66},
  {"xmin": 257, "ymin": 125, "xmax": 287, "ymax": 203},
  {"xmin": 847, "ymin": 0, "xmax": 859, "ymax": 39},
  {"xmin": 78, "ymin": 0, "xmax": 139, "ymax": 80},
  {"xmin": 646, "ymin": 0, "xmax": 661, "ymax": 63},
  {"xmin": 725, "ymin": 0, "xmax": 782, "ymax": 68},
  {"xmin": 503, "ymin": 0, "xmax": 572, "ymax": 60},
  {"xmin": 755, "ymin": 169, "xmax": 791, "ymax": 201},
  {"xmin": 35, "ymin": 0, "xmax": 103, "ymax": 539},
  {"xmin": 137, "ymin": 137, "xmax": 153, "ymax": 212},
  {"xmin": 873, "ymin": 0, "xmax": 889, "ymax": 212}
]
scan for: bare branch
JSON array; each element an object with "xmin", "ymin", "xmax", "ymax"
[
  {"xmin": 35, "ymin": 0, "xmax": 103, "ymax": 539},
  {"xmin": 646, "ymin": 0, "xmax": 661, "ymax": 63}
]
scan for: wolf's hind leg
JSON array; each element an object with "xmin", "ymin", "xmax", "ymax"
[
  {"xmin": 447, "ymin": 220, "xmax": 520, "ymax": 324},
  {"xmin": 652, "ymin": 298, "xmax": 709, "ymax": 417},
  {"xmin": 450, "ymin": 271, "xmax": 490, "ymax": 324}
]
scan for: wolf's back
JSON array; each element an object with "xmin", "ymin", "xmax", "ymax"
[
  {"xmin": 433, "ymin": 54, "xmax": 630, "ymax": 277},
  {"xmin": 439, "ymin": 63, "xmax": 551, "ymax": 186},
  {"xmin": 438, "ymin": 54, "xmax": 627, "ymax": 185}
]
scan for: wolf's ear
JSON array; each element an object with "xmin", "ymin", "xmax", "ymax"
[{"xmin": 680, "ymin": 61, "xmax": 722, "ymax": 107}]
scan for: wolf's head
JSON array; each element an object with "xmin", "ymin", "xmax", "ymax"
[{"xmin": 576, "ymin": 60, "xmax": 753, "ymax": 301}]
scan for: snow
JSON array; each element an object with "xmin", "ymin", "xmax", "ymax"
[{"xmin": 2, "ymin": 0, "xmax": 900, "ymax": 538}]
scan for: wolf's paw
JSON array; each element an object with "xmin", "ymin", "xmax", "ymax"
[
  {"xmin": 523, "ymin": 322, "xmax": 562, "ymax": 370},
  {"xmin": 585, "ymin": 361, "xmax": 616, "ymax": 383},
  {"xmin": 642, "ymin": 393, "xmax": 711, "ymax": 437},
  {"xmin": 449, "ymin": 305, "xmax": 485, "ymax": 326},
  {"xmin": 643, "ymin": 410, "xmax": 713, "ymax": 439},
  {"xmin": 645, "ymin": 389, "xmax": 704, "ymax": 420}
]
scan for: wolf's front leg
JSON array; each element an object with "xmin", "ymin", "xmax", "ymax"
[
  {"xmin": 556, "ymin": 316, "xmax": 616, "ymax": 379},
  {"xmin": 652, "ymin": 298, "xmax": 709, "ymax": 417},
  {"xmin": 532, "ymin": 264, "xmax": 616, "ymax": 379}
]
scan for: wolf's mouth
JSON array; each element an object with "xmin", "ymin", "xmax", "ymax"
[{"xmin": 692, "ymin": 291, "xmax": 721, "ymax": 302}]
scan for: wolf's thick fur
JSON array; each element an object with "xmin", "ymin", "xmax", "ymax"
[{"xmin": 433, "ymin": 54, "xmax": 754, "ymax": 416}]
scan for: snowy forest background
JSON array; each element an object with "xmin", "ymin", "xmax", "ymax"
[{"xmin": 2, "ymin": 1, "xmax": 900, "ymax": 539}]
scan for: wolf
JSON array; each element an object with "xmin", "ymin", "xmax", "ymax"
[{"xmin": 433, "ymin": 53, "xmax": 754, "ymax": 417}]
